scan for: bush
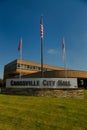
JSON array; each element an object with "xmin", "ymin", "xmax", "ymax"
[{"xmin": 0, "ymin": 78, "xmax": 3, "ymax": 87}]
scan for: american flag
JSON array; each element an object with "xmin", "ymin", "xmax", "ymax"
[
  {"xmin": 18, "ymin": 38, "xmax": 22, "ymax": 51},
  {"xmin": 40, "ymin": 16, "xmax": 44, "ymax": 38}
]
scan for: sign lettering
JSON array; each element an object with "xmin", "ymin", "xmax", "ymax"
[{"xmin": 6, "ymin": 78, "xmax": 77, "ymax": 88}]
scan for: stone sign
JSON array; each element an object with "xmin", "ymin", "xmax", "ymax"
[{"xmin": 6, "ymin": 78, "xmax": 77, "ymax": 88}]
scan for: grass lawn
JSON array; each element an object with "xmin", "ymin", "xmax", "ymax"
[{"xmin": 0, "ymin": 90, "xmax": 87, "ymax": 130}]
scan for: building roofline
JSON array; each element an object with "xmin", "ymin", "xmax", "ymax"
[{"xmin": 4, "ymin": 59, "xmax": 87, "ymax": 73}]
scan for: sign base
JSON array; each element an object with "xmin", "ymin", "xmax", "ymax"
[{"xmin": 1, "ymin": 88, "xmax": 84, "ymax": 99}]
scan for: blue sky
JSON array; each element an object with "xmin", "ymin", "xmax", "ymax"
[{"xmin": 0, "ymin": 0, "xmax": 87, "ymax": 78}]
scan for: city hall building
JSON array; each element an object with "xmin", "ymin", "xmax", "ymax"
[{"xmin": 4, "ymin": 59, "xmax": 87, "ymax": 88}]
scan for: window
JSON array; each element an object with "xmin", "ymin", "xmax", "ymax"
[{"xmin": 7, "ymin": 64, "xmax": 16, "ymax": 71}]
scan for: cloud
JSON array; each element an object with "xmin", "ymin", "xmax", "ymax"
[{"xmin": 47, "ymin": 49, "xmax": 58, "ymax": 55}]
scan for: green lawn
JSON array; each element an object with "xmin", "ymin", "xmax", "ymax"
[{"xmin": 0, "ymin": 90, "xmax": 87, "ymax": 130}]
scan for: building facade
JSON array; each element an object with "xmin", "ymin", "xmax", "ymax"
[
  {"xmin": 4, "ymin": 59, "xmax": 87, "ymax": 88},
  {"xmin": 4, "ymin": 59, "xmax": 64, "ymax": 80}
]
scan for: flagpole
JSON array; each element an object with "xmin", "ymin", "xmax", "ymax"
[
  {"xmin": 62, "ymin": 37, "xmax": 67, "ymax": 78},
  {"xmin": 41, "ymin": 36, "xmax": 44, "ymax": 78},
  {"xmin": 64, "ymin": 52, "xmax": 67, "ymax": 78},
  {"xmin": 20, "ymin": 38, "xmax": 22, "ymax": 61},
  {"xmin": 20, "ymin": 39, "xmax": 22, "ymax": 79},
  {"xmin": 18, "ymin": 37, "xmax": 22, "ymax": 79},
  {"xmin": 40, "ymin": 16, "xmax": 44, "ymax": 78}
]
